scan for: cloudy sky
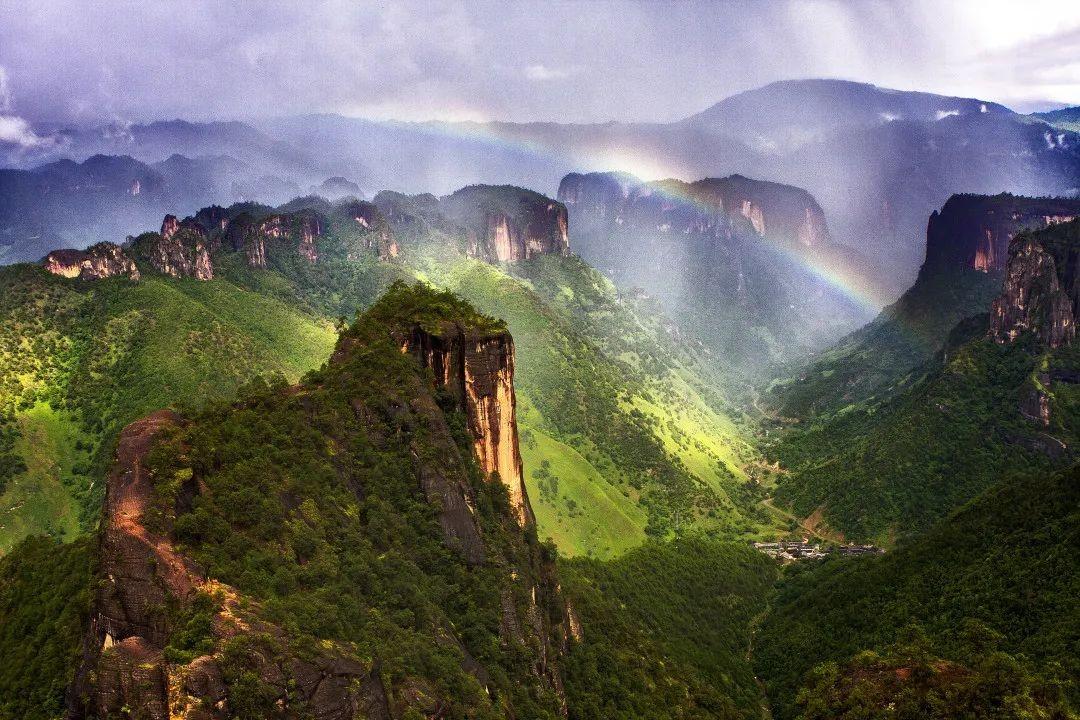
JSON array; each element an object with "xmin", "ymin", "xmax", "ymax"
[{"xmin": 1, "ymin": 0, "xmax": 1078, "ymax": 129}]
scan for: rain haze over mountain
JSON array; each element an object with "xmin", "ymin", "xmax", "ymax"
[
  {"xmin": 2, "ymin": 0, "xmax": 1080, "ymax": 300},
  {"xmin": 1, "ymin": 0, "xmax": 1079, "ymax": 127}
]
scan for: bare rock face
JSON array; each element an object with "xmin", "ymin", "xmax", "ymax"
[
  {"xmin": 131, "ymin": 215, "xmax": 215, "ymax": 280},
  {"xmin": 225, "ymin": 212, "xmax": 328, "ymax": 267},
  {"xmin": 991, "ymin": 229, "xmax": 1079, "ymax": 348},
  {"xmin": 42, "ymin": 242, "xmax": 140, "ymax": 281},
  {"xmin": 925, "ymin": 194, "xmax": 1080, "ymax": 274},
  {"xmin": 398, "ymin": 323, "xmax": 534, "ymax": 528},
  {"xmin": 441, "ymin": 185, "xmax": 569, "ymax": 263}
]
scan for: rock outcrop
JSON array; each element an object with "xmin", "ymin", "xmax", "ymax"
[
  {"xmin": 42, "ymin": 242, "xmax": 141, "ymax": 281},
  {"xmin": 557, "ymin": 172, "xmax": 832, "ymax": 251},
  {"xmin": 925, "ymin": 194, "xmax": 1080, "ymax": 274},
  {"xmin": 233, "ymin": 213, "xmax": 322, "ymax": 266},
  {"xmin": 990, "ymin": 220, "xmax": 1080, "ymax": 348},
  {"xmin": 397, "ymin": 321, "xmax": 533, "ymax": 529},
  {"xmin": 335, "ymin": 199, "xmax": 399, "ymax": 260},
  {"xmin": 441, "ymin": 185, "xmax": 569, "ymax": 263},
  {"xmin": 128, "ymin": 218, "xmax": 214, "ymax": 280}
]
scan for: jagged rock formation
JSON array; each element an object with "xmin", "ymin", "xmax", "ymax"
[
  {"xmin": 441, "ymin": 185, "xmax": 569, "ymax": 263},
  {"xmin": 66, "ymin": 284, "xmax": 571, "ymax": 719},
  {"xmin": 335, "ymin": 199, "xmax": 399, "ymax": 260},
  {"xmin": 991, "ymin": 219, "xmax": 1080, "ymax": 348},
  {"xmin": 925, "ymin": 194, "xmax": 1080, "ymax": 273},
  {"xmin": 127, "ymin": 216, "xmax": 215, "ymax": 280},
  {"xmin": 225, "ymin": 212, "xmax": 323, "ymax": 268},
  {"xmin": 396, "ymin": 320, "xmax": 533, "ymax": 528},
  {"xmin": 42, "ymin": 242, "xmax": 140, "ymax": 281}
]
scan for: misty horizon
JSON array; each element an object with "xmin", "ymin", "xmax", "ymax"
[{"xmin": 1, "ymin": 0, "xmax": 1079, "ymax": 134}]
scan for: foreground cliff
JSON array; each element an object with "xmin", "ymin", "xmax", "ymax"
[{"xmin": 67, "ymin": 283, "xmax": 571, "ymax": 719}]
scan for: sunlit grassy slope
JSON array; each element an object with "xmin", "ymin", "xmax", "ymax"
[
  {"xmin": 415, "ymin": 250, "xmax": 777, "ymax": 556},
  {"xmin": 1, "ymin": 246, "xmax": 775, "ymax": 559},
  {"xmin": 0, "ymin": 266, "xmax": 337, "ymax": 552}
]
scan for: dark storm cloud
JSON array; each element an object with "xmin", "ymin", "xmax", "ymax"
[{"xmin": 0, "ymin": 0, "xmax": 1078, "ymax": 127}]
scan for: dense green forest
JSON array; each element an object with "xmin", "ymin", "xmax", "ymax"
[
  {"xmin": 755, "ymin": 465, "xmax": 1079, "ymax": 719},
  {"xmin": 765, "ymin": 325, "xmax": 1075, "ymax": 543},
  {"xmin": 766, "ymin": 266, "xmax": 1002, "ymax": 420},
  {"xmin": 560, "ymin": 537, "xmax": 776, "ymax": 719},
  {"xmin": 0, "ymin": 536, "xmax": 93, "ymax": 720}
]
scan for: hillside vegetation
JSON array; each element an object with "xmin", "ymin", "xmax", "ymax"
[{"xmin": 755, "ymin": 465, "xmax": 1079, "ymax": 719}]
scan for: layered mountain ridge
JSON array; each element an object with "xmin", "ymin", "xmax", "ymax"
[
  {"xmin": 557, "ymin": 170, "xmax": 872, "ymax": 372},
  {"xmin": 7, "ymin": 80, "xmax": 1080, "ymax": 295}
]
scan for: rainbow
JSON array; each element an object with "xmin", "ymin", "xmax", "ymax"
[{"xmin": 360, "ymin": 117, "xmax": 891, "ymax": 314}]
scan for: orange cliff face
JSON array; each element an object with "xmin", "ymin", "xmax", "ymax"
[
  {"xmin": 400, "ymin": 323, "xmax": 534, "ymax": 528},
  {"xmin": 42, "ymin": 242, "xmax": 140, "ymax": 281}
]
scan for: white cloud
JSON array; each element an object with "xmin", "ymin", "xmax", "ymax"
[
  {"xmin": 0, "ymin": 114, "xmax": 49, "ymax": 147},
  {"xmin": 935, "ymin": 110, "xmax": 960, "ymax": 120},
  {"xmin": 0, "ymin": 65, "xmax": 50, "ymax": 147},
  {"xmin": 523, "ymin": 64, "xmax": 576, "ymax": 81},
  {"xmin": 0, "ymin": 65, "xmax": 11, "ymax": 112}
]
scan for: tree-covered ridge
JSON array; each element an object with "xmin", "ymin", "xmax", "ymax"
[
  {"xmin": 793, "ymin": 639, "xmax": 1075, "ymax": 720},
  {"xmin": 353, "ymin": 279, "xmax": 508, "ymax": 336},
  {"xmin": 0, "ymin": 536, "xmax": 93, "ymax": 720},
  {"xmin": 0, "ymin": 263, "xmax": 339, "ymax": 553},
  {"xmin": 124, "ymin": 286, "xmax": 567, "ymax": 718},
  {"xmin": 755, "ymin": 465, "xmax": 1080, "ymax": 719},
  {"xmin": 560, "ymin": 537, "xmax": 777, "ymax": 719}
]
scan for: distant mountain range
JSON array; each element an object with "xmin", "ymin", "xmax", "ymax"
[{"xmin": 4, "ymin": 80, "xmax": 1078, "ymax": 296}]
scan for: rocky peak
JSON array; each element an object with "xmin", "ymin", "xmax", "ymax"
[
  {"xmin": 42, "ymin": 242, "xmax": 140, "ymax": 281},
  {"xmin": 129, "ymin": 219, "xmax": 214, "ymax": 280},
  {"xmin": 68, "ymin": 284, "xmax": 569, "ymax": 718},
  {"xmin": 990, "ymin": 218, "xmax": 1080, "ymax": 348},
  {"xmin": 557, "ymin": 171, "xmax": 831, "ymax": 249},
  {"xmin": 441, "ymin": 185, "xmax": 569, "ymax": 263},
  {"xmin": 924, "ymin": 194, "xmax": 1080, "ymax": 275}
]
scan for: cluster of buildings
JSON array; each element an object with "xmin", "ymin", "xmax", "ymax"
[{"xmin": 752, "ymin": 539, "xmax": 883, "ymax": 562}]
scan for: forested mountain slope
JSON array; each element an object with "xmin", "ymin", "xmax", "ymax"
[
  {"xmin": 0, "ymin": 186, "xmax": 772, "ymax": 561},
  {"xmin": 763, "ymin": 217, "xmax": 1080, "ymax": 544}
]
